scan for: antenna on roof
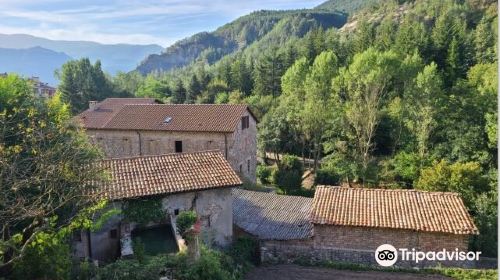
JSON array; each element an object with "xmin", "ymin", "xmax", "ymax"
[{"xmin": 163, "ymin": 117, "xmax": 172, "ymax": 124}]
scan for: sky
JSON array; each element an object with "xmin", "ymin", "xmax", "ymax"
[{"xmin": 0, "ymin": 0, "xmax": 325, "ymax": 47}]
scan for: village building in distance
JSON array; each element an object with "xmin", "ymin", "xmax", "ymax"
[
  {"xmin": 73, "ymin": 151, "xmax": 242, "ymax": 262},
  {"xmin": 0, "ymin": 73, "xmax": 56, "ymax": 98},
  {"xmin": 77, "ymin": 98, "xmax": 257, "ymax": 182}
]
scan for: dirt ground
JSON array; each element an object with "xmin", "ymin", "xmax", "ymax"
[{"xmin": 245, "ymin": 265, "xmax": 451, "ymax": 280}]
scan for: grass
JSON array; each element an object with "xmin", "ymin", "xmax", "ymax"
[{"xmin": 293, "ymin": 259, "xmax": 498, "ymax": 280}]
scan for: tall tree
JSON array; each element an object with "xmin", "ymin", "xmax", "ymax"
[
  {"xmin": 171, "ymin": 79, "xmax": 187, "ymax": 104},
  {"xmin": 253, "ymin": 48, "xmax": 285, "ymax": 97},
  {"xmin": 333, "ymin": 48, "xmax": 400, "ymax": 184},
  {"xmin": 0, "ymin": 75, "xmax": 105, "ymax": 276},
  {"xmin": 57, "ymin": 58, "xmax": 126, "ymax": 114},
  {"xmin": 303, "ymin": 51, "xmax": 339, "ymax": 170}
]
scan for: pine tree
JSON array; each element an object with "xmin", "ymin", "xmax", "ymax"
[{"xmin": 171, "ymin": 79, "xmax": 186, "ymax": 104}]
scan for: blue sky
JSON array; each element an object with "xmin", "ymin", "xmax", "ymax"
[{"xmin": 0, "ymin": 0, "xmax": 325, "ymax": 47}]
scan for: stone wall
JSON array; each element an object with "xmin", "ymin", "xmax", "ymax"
[
  {"xmin": 313, "ymin": 225, "xmax": 469, "ymax": 252},
  {"xmin": 162, "ymin": 187, "xmax": 233, "ymax": 247},
  {"xmin": 86, "ymin": 121, "xmax": 257, "ymax": 182},
  {"xmin": 259, "ymin": 225, "xmax": 474, "ymax": 268},
  {"xmin": 226, "ymin": 110, "xmax": 257, "ymax": 182},
  {"xmin": 73, "ymin": 188, "xmax": 234, "ymax": 262}
]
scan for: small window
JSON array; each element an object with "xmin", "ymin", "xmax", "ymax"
[
  {"xmin": 239, "ymin": 164, "xmax": 242, "ymax": 173},
  {"xmin": 174, "ymin": 209, "xmax": 180, "ymax": 216},
  {"xmin": 241, "ymin": 116, "xmax": 249, "ymax": 130},
  {"xmin": 175, "ymin": 141, "xmax": 183, "ymax": 153},
  {"xmin": 109, "ymin": 229, "xmax": 118, "ymax": 239},
  {"xmin": 247, "ymin": 159, "xmax": 250, "ymax": 173}
]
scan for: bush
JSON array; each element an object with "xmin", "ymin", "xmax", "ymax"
[
  {"xmin": 95, "ymin": 254, "xmax": 174, "ymax": 280},
  {"xmin": 176, "ymin": 211, "xmax": 197, "ymax": 236},
  {"xmin": 271, "ymin": 155, "xmax": 303, "ymax": 193},
  {"xmin": 314, "ymin": 168, "xmax": 340, "ymax": 186},
  {"xmin": 228, "ymin": 237, "xmax": 259, "ymax": 267},
  {"xmin": 12, "ymin": 233, "xmax": 72, "ymax": 280},
  {"xmin": 123, "ymin": 197, "xmax": 166, "ymax": 225},
  {"xmin": 256, "ymin": 164, "xmax": 272, "ymax": 184}
]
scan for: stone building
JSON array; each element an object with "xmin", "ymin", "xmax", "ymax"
[
  {"xmin": 73, "ymin": 151, "xmax": 242, "ymax": 263},
  {"xmin": 77, "ymin": 98, "xmax": 257, "ymax": 182},
  {"xmin": 233, "ymin": 186, "xmax": 479, "ymax": 267}
]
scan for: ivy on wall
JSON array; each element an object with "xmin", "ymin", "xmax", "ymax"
[{"xmin": 122, "ymin": 197, "xmax": 166, "ymax": 225}]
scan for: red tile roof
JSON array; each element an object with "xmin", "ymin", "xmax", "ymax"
[
  {"xmin": 311, "ymin": 186, "xmax": 478, "ymax": 235},
  {"xmin": 95, "ymin": 151, "xmax": 242, "ymax": 200},
  {"xmin": 78, "ymin": 98, "xmax": 158, "ymax": 128},
  {"xmin": 78, "ymin": 98, "xmax": 256, "ymax": 133},
  {"xmin": 103, "ymin": 104, "xmax": 253, "ymax": 133}
]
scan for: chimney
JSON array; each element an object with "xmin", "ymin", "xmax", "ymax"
[{"xmin": 89, "ymin": 101, "xmax": 98, "ymax": 110}]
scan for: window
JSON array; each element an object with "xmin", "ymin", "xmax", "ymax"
[
  {"xmin": 241, "ymin": 116, "xmax": 249, "ymax": 130},
  {"xmin": 175, "ymin": 141, "xmax": 183, "ymax": 153},
  {"xmin": 174, "ymin": 209, "xmax": 179, "ymax": 216},
  {"xmin": 239, "ymin": 164, "xmax": 242, "ymax": 173},
  {"xmin": 247, "ymin": 159, "xmax": 250, "ymax": 173},
  {"xmin": 109, "ymin": 229, "xmax": 118, "ymax": 239}
]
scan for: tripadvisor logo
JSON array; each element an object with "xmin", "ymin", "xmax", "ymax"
[
  {"xmin": 375, "ymin": 244, "xmax": 482, "ymax": 267},
  {"xmin": 375, "ymin": 244, "xmax": 398, "ymax": 267}
]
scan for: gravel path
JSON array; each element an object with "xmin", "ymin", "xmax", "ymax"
[{"xmin": 245, "ymin": 264, "xmax": 451, "ymax": 280}]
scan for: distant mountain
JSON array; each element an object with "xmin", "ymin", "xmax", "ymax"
[
  {"xmin": 136, "ymin": 9, "xmax": 347, "ymax": 74},
  {"xmin": 0, "ymin": 34, "xmax": 163, "ymax": 75},
  {"xmin": 314, "ymin": 0, "xmax": 382, "ymax": 14},
  {"xmin": 0, "ymin": 47, "xmax": 72, "ymax": 85}
]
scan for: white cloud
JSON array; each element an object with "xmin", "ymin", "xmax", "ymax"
[{"xmin": 0, "ymin": 0, "xmax": 325, "ymax": 45}]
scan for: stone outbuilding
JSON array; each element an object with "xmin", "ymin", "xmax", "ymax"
[
  {"xmin": 233, "ymin": 186, "xmax": 479, "ymax": 268},
  {"xmin": 73, "ymin": 151, "xmax": 242, "ymax": 263},
  {"xmin": 77, "ymin": 98, "xmax": 258, "ymax": 182}
]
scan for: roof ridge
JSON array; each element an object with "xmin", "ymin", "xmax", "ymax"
[
  {"xmin": 316, "ymin": 185, "xmax": 460, "ymax": 196},
  {"xmin": 103, "ymin": 150, "xmax": 222, "ymax": 162},
  {"xmin": 120, "ymin": 103, "xmax": 248, "ymax": 106},
  {"xmin": 235, "ymin": 188, "xmax": 313, "ymax": 200}
]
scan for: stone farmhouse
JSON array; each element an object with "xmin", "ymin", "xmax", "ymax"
[
  {"xmin": 233, "ymin": 186, "xmax": 478, "ymax": 268},
  {"xmin": 73, "ymin": 151, "xmax": 242, "ymax": 263},
  {"xmin": 77, "ymin": 98, "xmax": 258, "ymax": 182}
]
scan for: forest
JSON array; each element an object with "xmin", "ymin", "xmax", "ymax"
[{"xmin": 56, "ymin": 0, "xmax": 497, "ymax": 257}]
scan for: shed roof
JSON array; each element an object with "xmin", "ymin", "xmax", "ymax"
[
  {"xmin": 95, "ymin": 151, "xmax": 242, "ymax": 200},
  {"xmin": 233, "ymin": 189, "xmax": 313, "ymax": 240},
  {"xmin": 311, "ymin": 186, "xmax": 478, "ymax": 235}
]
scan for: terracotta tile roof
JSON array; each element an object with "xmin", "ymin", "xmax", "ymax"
[
  {"xmin": 77, "ymin": 98, "xmax": 158, "ymax": 128},
  {"xmin": 311, "ymin": 186, "xmax": 478, "ymax": 235},
  {"xmin": 96, "ymin": 151, "xmax": 242, "ymax": 200},
  {"xmin": 101, "ymin": 104, "xmax": 253, "ymax": 133},
  {"xmin": 233, "ymin": 189, "xmax": 313, "ymax": 240}
]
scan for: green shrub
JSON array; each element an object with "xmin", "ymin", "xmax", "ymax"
[
  {"xmin": 228, "ymin": 237, "xmax": 259, "ymax": 266},
  {"xmin": 123, "ymin": 197, "xmax": 166, "ymax": 225},
  {"xmin": 256, "ymin": 164, "xmax": 272, "ymax": 184},
  {"xmin": 132, "ymin": 238, "xmax": 146, "ymax": 264},
  {"xmin": 12, "ymin": 233, "xmax": 72, "ymax": 280},
  {"xmin": 176, "ymin": 211, "xmax": 197, "ymax": 236},
  {"xmin": 271, "ymin": 155, "xmax": 303, "ymax": 193},
  {"xmin": 180, "ymin": 247, "xmax": 234, "ymax": 280},
  {"xmin": 95, "ymin": 254, "xmax": 174, "ymax": 280},
  {"xmin": 314, "ymin": 168, "xmax": 340, "ymax": 186}
]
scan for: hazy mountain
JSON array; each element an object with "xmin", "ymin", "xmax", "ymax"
[
  {"xmin": 314, "ymin": 0, "xmax": 382, "ymax": 14},
  {"xmin": 136, "ymin": 9, "xmax": 347, "ymax": 74},
  {"xmin": 0, "ymin": 47, "xmax": 72, "ymax": 85},
  {"xmin": 0, "ymin": 34, "xmax": 163, "ymax": 75}
]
